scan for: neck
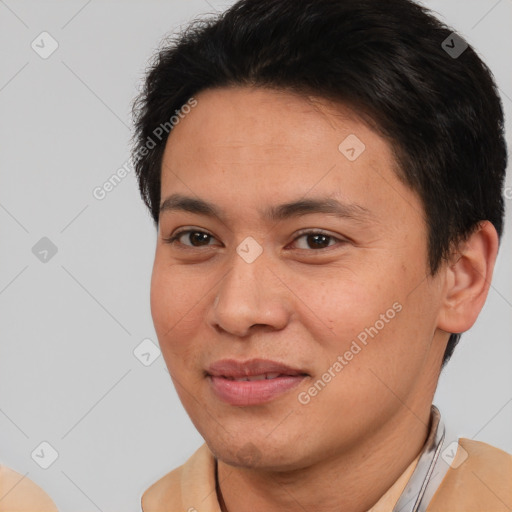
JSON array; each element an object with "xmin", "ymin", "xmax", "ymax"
[{"xmin": 217, "ymin": 405, "xmax": 432, "ymax": 512}]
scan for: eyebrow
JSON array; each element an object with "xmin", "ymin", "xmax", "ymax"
[{"xmin": 159, "ymin": 193, "xmax": 373, "ymax": 224}]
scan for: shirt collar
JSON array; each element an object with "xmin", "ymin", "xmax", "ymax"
[{"xmin": 143, "ymin": 405, "xmax": 444, "ymax": 512}]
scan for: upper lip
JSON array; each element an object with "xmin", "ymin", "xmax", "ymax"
[{"xmin": 206, "ymin": 358, "xmax": 308, "ymax": 378}]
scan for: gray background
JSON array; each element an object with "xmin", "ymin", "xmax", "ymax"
[{"xmin": 0, "ymin": 0, "xmax": 511, "ymax": 510}]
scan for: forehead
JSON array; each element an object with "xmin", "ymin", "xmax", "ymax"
[
  {"xmin": 159, "ymin": 86, "xmax": 423, "ymax": 225},
  {"xmin": 164, "ymin": 86, "xmax": 380, "ymax": 162}
]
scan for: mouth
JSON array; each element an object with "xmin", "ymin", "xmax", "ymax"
[
  {"xmin": 206, "ymin": 358, "xmax": 309, "ymax": 406},
  {"xmin": 219, "ymin": 372, "xmax": 296, "ymax": 381}
]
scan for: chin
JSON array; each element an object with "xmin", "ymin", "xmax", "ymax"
[{"xmin": 205, "ymin": 433, "xmax": 312, "ymax": 472}]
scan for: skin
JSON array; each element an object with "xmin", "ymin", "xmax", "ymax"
[{"xmin": 150, "ymin": 86, "xmax": 498, "ymax": 512}]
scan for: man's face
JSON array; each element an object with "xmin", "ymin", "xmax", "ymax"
[{"xmin": 151, "ymin": 86, "xmax": 448, "ymax": 469}]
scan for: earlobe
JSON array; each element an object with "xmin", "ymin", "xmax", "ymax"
[{"xmin": 437, "ymin": 221, "xmax": 499, "ymax": 334}]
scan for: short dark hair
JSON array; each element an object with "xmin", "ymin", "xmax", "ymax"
[{"xmin": 131, "ymin": 0, "xmax": 507, "ymax": 367}]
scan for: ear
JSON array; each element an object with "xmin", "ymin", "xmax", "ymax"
[{"xmin": 437, "ymin": 221, "xmax": 499, "ymax": 334}]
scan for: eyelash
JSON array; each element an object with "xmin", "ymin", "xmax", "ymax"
[{"xmin": 162, "ymin": 228, "xmax": 347, "ymax": 252}]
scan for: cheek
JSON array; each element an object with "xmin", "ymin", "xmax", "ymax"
[
  {"xmin": 295, "ymin": 269, "xmax": 396, "ymax": 348},
  {"xmin": 149, "ymin": 261, "xmax": 172, "ymax": 337},
  {"xmin": 150, "ymin": 259, "xmax": 190, "ymax": 350},
  {"xmin": 150, "ymin": 256, "xmax": 218, "ymax": 368},
  {"xmin": 151, "ymin": 256, "xmax": 196, "ymax": 327},
  {"xmin": 300, "ymin": 258, "xmax": 434, "ymax": 374}
]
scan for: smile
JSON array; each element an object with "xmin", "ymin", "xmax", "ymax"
[{"xmin": 206, "ymin": 358, "xmax": 309, "ymax": 406}]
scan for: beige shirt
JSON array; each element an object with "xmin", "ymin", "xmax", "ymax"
[
  {"xmin": 141, "ymin": 438, "xmax": 512, "ymax": 511},
  {"xmin": 0, "ymin": 465, "xmax": 58, "ymax": 511}
]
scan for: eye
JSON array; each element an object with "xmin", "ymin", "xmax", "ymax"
[
  {"xmin": 163, "ymin": 229, "xmax": 219, "ymax": 248},
  {"xmin": 288, "ymin": 230, "xmax": 346, "ymax": 251}
]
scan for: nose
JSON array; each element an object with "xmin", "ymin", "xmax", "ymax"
[{"xmin": 207, "ymin": 246, "xmax": 291, "ymax": 338}]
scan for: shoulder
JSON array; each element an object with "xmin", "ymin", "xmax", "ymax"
[
  {"xmin": 141, "ymin": 444, "xmax": 216, "ymax": 512},
  {"xmin": 458, "ymin": 438, "xmax": 512, "ymax": 465},
  {"xmin": 427, "ymin": 438, "xmax": 512, "ymax": 511},
  {"xmin": 0, "ymin": 464, "xmax": 58, "ymax": 511},
  {"xmin": 140, "ymin": 464, "xmax": 185, "ymax": 511}
]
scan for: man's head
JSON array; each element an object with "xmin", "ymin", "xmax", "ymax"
[
  {"xmin": 132, "ymin": 0, "xmax": 505, "ymax": 470},
  {"xmin": 132, "ymin": 0, "xmax": 506, "ymax": 368}
]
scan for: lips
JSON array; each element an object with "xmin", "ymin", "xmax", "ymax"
[
  {"xmin": 221, "ymin": 372, "xmax": 283, "ymax": 381},
  {"xmin": 207, "ymin": 358, "xmax": 307, "ymax": 378},
  {"xmin": 206, "ymin": 358, "xmax": 308, "ymax": 406}
]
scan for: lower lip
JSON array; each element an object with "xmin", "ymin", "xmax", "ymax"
[{"xmin": 208, "ymin": 375, "xmax": 307, "ymax": 406}]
